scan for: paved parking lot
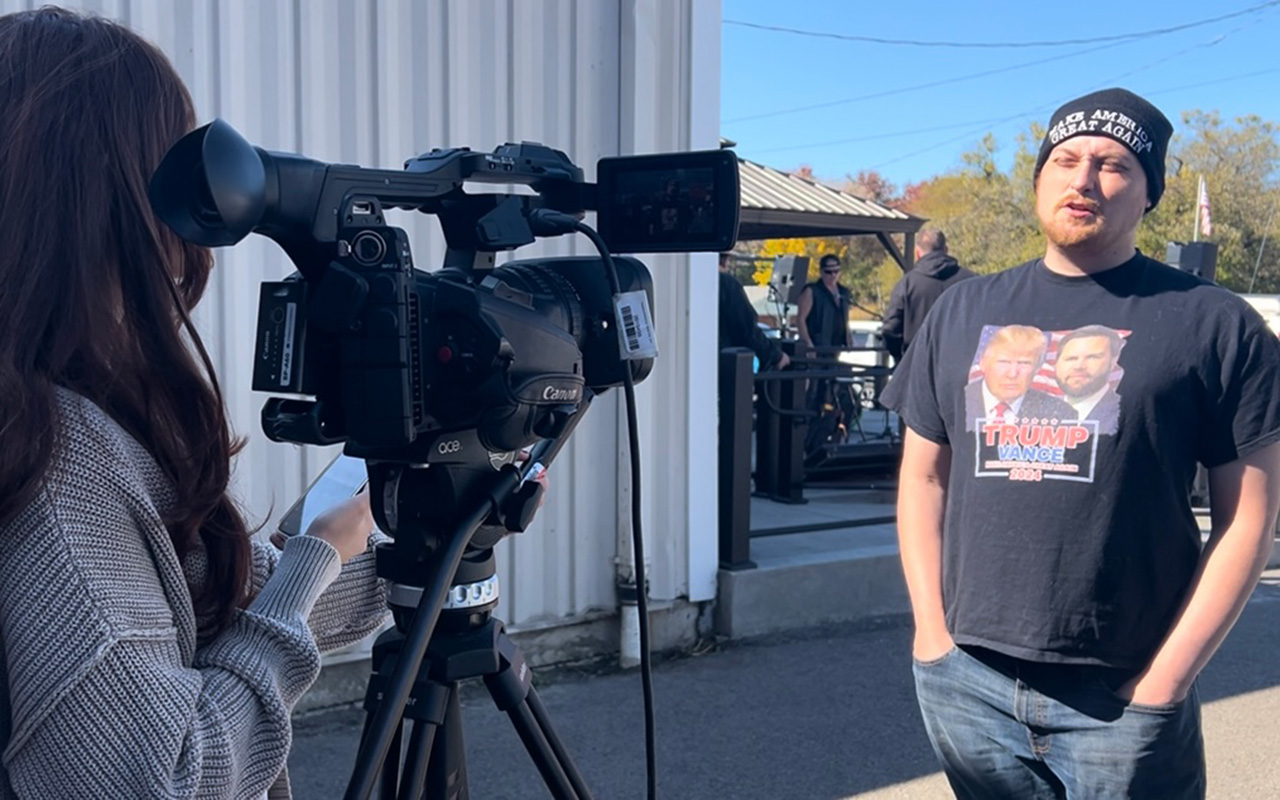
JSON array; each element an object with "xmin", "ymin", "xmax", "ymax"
[{"xmin": 289, "ymin": 571, "xmax": 1280, "ymax": 799}]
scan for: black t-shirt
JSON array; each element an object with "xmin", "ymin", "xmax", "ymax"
[{"xmin": 881, "ymin": 252, "xmax": 1280, "ymax": 669}]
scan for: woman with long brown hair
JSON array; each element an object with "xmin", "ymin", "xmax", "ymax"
[{"xmin": 0, "ymin": 8, "xmax": 388, "ymax": 797}]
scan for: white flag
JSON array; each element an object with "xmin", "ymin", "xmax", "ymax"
[{"xmin": 1198, "ymin": 176, "xmax": 1212, "ymax": 238}]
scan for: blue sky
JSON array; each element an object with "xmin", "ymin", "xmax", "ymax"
[{"xmin": 720, "ymin": 0, "xmax": 1280, "ymax": 192}]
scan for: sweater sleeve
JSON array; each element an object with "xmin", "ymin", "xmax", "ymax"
[
  {"xmin": 3, "ymin": 535, "xmax": 341, "ymax": 799},
  {"xmin": 250, "ymin": 532, "xmax": 391, "ymax": 655}
]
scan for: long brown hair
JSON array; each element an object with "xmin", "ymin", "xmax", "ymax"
[{"xmin": 0, "ymin": 7, "xmax": 251, "ymax": 633}]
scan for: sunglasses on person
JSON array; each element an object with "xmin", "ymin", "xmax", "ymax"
[{"xmin": 822, "ymin": 266, "xmax": 840, "ymax": 274}]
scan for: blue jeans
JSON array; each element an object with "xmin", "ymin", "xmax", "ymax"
[{"xmin": 913, "ymin": 644, "xmax": 1205, "ymax": 799}]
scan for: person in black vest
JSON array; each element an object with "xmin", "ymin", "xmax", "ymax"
[
  {"xmin": 880, "ymin": 87, "xmax": 1280, "ymax": 799},
  {"xmin": 882, "ymin": 229, "xmax": 975, "ymax": 361},
  {"xmin": 717, "ymin": 252, "xmax": 789, "ymax": 371},
  {"xmin": 796, "ymin": 254, "xmax": 855, "ymax": 452},
  {"xmin": 796, "ymin": 254, "xmax": 852, "ymax": 352}
]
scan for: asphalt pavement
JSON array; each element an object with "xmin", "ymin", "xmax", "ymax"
[{"xmin": 289, "ymin": 570, "xmax": 1280, "ymax": 799}]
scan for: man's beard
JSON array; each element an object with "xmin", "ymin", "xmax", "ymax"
[
  {"xmin": 1059, "ymin": 371, "xmax": 1110, "ymax": 399},
  {"xmin": 1039, "ymin": 195, "xmax": 1106, "ymax": 248}
]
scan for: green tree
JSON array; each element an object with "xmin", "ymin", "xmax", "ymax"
[
  {"xmin": 1138, "ymin": 111, "xmax": 1280, "ymax": 292},
  {"xmin": 904, "ymin": 114, "xmax": 1280, "ymax": 293},
  {"xmin": 903, "ymin": 127, "xmax": 1044, "ymax": 274}
]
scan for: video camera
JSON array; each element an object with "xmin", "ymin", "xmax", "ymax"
[
  {"xmin": 149, "ymin": 118, "xmax": 738, "ymax": 461},
  {"xmin": 150, "ymin": 119, "xmax": 739, "ymax": 799}
]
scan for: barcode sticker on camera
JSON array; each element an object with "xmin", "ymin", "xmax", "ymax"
[{"xmin": 614, "ymin": 290, "xmax": 658, "ymax": 360}]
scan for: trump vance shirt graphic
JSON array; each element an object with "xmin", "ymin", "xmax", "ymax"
[{"xmin": 963, "ymin": 323, "xmax": 1128, "ymax": 483}]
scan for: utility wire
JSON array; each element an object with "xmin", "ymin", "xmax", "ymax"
[
  {"xmin": 867, "ymin": 15, "xmax": 1273, "ymax": 170},
  {"xmin": 723, "ymin": 1, "xmax": 1280, "ymax": 48},
  {"xmin": 725, "ymin": 39, "xmax": 1134, "ymax": 124},
  {"xmin": 723, "ymin": 3, "xmax": 1280, "ymax": 126},
  {"xmin": 751, "ymin": 115, "xmax": 1034, "ymax": 155},
  {"xmin": 748, "ymin": 64, "xmax": 1280, "ymax": 158}
]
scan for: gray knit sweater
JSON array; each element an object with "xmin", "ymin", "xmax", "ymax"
[{"xmin": 0, "ymin": 390, "xmax": 391, "ymax": 798}]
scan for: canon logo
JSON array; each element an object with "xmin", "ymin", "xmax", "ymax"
[
  {"xmin": 542, "ymin": 385, "xmax": 579, "ymax": 402},
  {"xmin": 437, "ymin": 439, "xmax": 463, "ymax": 455}
]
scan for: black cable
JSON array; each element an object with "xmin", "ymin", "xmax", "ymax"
[
  {"xmin": 572, "ymin": 221, "xmax": 658, "ymax": 800},
  {"xmin": 723, "ymin": 1, "xmax": 1280, "ymax": 48}
]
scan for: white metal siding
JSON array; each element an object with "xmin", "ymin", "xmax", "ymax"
[{"xmin": 17, "ymin": 0, "xmax": 719, "ymax": 631}]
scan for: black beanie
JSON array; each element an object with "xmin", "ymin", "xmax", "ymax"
[{"xmin": 1034, "ymin": 88, "xmax": 1174, "ymax": 211}]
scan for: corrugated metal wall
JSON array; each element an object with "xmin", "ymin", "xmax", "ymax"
[{"xmin": 12, "ymin": 0, "xmax": 720, "ymax": 631}]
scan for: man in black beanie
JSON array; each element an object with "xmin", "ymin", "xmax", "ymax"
[{"xmin": 880, "ymin": 87, "xmax": 1280, "ymax": 798}]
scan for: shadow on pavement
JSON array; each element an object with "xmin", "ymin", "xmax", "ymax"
[{"xmin": 289, "ymin": 575, "xmax": 1280, "ymax": 799}]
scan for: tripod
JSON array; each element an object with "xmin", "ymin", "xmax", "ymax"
[
  {"xmin": 343, "ymin": 423, "xmax": 596, "ymax": 800},
  {"xmin": 357, "ymin": 548, "xmax": 593, "ymax": 799}
]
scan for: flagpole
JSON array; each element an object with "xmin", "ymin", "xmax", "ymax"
[
  {"xmin": 1193, "ymin": 175, "xmax": 1202, "ymax": 243},
  {"xmin": 1249, "ymin": 195, "xmax": 1279, "ymax": 293}
]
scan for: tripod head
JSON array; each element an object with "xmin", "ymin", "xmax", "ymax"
[{"xmin": 343, "ymin": 397, "xmax": 591, "ymax": 799}]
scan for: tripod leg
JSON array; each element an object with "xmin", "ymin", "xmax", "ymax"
[
  {"xmin": 485, "ymin": 631, "xmax": 586, "ymax": 800},
  {"xmin": 384, "ymin": 725, "xmax": 403, "ymax": 800},
  {"xmin": 397, "ymin": 721, "xmax": 434, "ymax": 800},
  {"xmin": 425, "ymin": 686, "xmax": 471, "ymax": 800},
  {"xmin": 505, "ymin": 702, "xmax": 580, "ymax": 800},
  {"xmin": 394, "ymin": 680, "xmax": 453, "ymax": 800},
  {"xmin": 356, "ymin": 704, "xmax": 403, "ymax": 799},
  {"xmin": 524, "ymin": 685, "xmax": 594, "ymax": 800}
]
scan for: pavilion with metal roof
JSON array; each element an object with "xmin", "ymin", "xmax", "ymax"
[{"xmin": 728, "ymin": 141, "xmax": 926, "ymax": 270}]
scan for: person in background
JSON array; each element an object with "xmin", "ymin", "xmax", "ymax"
[
  {"xmin": 796, "ymin": 254, "xmax": 855, "ymax": 452},
  {"xmin": 719, "ymin": 252, "xmax": 789, "ymax": 371},
  {"xmin": 796, "ymin": 253, "xmax": 852, "ymax": 353},
  {"xmin": 882, "ymin": 228, "xmax": 975, "ymax": 361}
]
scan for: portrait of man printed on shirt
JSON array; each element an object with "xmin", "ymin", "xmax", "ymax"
[
  {"xmin": 1053, "ymin": 324, "xmax": 1126, "ymax": 436},
  {"xmin": 963, "ymin": 324, "xmax": 1075, "ymax": 432}
]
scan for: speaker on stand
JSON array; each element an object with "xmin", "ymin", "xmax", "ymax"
[{"xmin": 1166, "ymin": 241, "xmax": 1219, "ymax": 283}]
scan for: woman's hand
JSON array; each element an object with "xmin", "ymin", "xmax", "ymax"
[
  {"xmin": 519, "ymin": 447, "xmax": 550, "ymax": 510},
  {"xmin": 271, "ymin": 491, "xmax": 374, "ymax": 563}
]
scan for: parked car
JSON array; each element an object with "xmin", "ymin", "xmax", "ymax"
[{"xmin": 1240, "ymin": 294, "xmax": 1280, "ymax": 337}]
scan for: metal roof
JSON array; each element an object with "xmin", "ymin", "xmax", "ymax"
[{"xmin": 732, "ymin": 151, "xmax": 925, "ymax": 244}]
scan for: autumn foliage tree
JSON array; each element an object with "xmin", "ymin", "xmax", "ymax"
[
  {"xmin": 737, "ymin": 168, "xmax": 908, "ymax": 318},
  {"xmin": 1137, "ymin": 112, "xmax": 1280, "ymax": 291}
]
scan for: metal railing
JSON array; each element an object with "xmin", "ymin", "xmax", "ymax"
[{"xmin": 717, "ymin": 341, "xmax": 901, "ymax": 570}]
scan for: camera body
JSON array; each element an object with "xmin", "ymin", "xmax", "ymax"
[
  {"xmin": 252, "ymin": 200, "xmax": 656, "ymax": 456},
  {"xmin": 151, "ymin": 119, "xmax": 736, "ymax": 464}
]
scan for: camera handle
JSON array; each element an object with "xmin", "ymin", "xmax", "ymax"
[{"xmin": 344, "ymin": 404, "xmax": 592, "ymax": 800}]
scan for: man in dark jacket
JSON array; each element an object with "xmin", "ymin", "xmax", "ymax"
[
  {"xmin": 718, "ymin": 253, "xmax": 789, "ymax": 370},
  {"xmin": 882, "ymin": 229, "xmax": 975, "ymax": 360}
]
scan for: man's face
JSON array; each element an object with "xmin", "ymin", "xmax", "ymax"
[
  {"xmin": 821, "ymin": 261, "xmax": 840, "ymax": 283},
  {"xmin": 981, "ymin": 343, "xmax": 1043, "ymax": 402},
  {"xmin": 1035, "ymin": 136, "xmax": 1148, "ymax": 253},
  {"xmin": 1054, "ymin": 335, "xmax": 1114, "ymax": 398}
]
